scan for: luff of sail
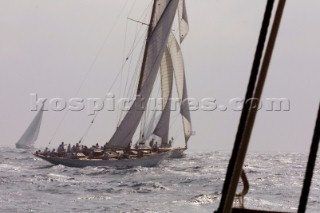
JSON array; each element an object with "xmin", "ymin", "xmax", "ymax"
[
  {"xmin": 108, "ymin": 0, "xmax": 180, "ymax": 148},
  {"xmin": 153, "ymin": 48, "xmax": 174, "ymax": 144},
  {"xmin": 16, "ymin": 106, "xmax": 44, "ymax": 149}
]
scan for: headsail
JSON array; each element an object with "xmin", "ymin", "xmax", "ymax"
[
  {"xmin": 143, "ymin": 110, "xmax": 158, "ymax": 140},
  {"xmin": 153, "ymin": 48, "xmax": 174, "ymax": 144},
  {"xmin": 16, "ymin": 105, "xmax": 44, "ymax": 149},
  {"xmin": 109, "ymin": 0, "xmax": 180, "ymax": 148},
  {"xmin": 168, "ymin": 33, "xmax": 192, "ymax": 145},
  {"xmin": 152, "ymin": 0, "xmax": 191, "ymax": 146}
]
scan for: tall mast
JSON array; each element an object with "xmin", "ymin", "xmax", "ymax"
[
  {"xmin": 137, "ymin": 0, "xmax": 158, "ymax": 94},
  {"xmin": 137, "ymin": 0, "xmax": 157, "ymax": 140}
]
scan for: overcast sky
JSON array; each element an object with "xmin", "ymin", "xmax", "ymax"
[{"xmin": 1, "ymin": 0, "xmax": 319, "ymax": 153}]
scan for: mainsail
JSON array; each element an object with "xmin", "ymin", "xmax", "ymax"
[
  {"xmin": 109, "ymin": 0, "xmax": 180, "ymax": 148},
  {"xmin": 16, "ymin": 106, "xmax": 44, "ymax": 149}
]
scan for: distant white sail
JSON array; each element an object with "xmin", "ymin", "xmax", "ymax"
[
  {"xmin": 109, "ymin": 0, "xmax": 180, "ymax": 148},
  {"xmin": 16, "ymin": 106, "xmax": 44, "ymax": 149}
]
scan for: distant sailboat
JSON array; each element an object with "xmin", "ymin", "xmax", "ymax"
[
  {"xmin": 35, "ymin": 0, "xmax": 192, "ymax": 167},
  {"xmin": 16, "ymin": 105, "xmax": 44, "ymax": 149}
]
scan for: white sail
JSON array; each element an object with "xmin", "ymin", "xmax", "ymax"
[
  {"xmin": 109, "ymin": 0, "xmax": 180, "ymax": 148},
  {"xmin": 153, "ymin": 0, "xmax": 191, "ymax": 145},
  {"xmin": 168, "ymin": 33, "xmax": 192, "ymax": 144},
  {"xmin": 143, "ymin": 110, "xmax": 158, "ymax": 140},
  {"xmin": 178, "ymin": 0, "xmax": 189, "ymax": 43},
  {"xmin": 153, "ymin": 48, "xmax": 174, "ymax": 144},
  {"xmin": 16, "ymin": 106, "xmax": 44, "ymax": 149}
]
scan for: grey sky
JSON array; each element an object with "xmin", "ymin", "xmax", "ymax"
[{"xmin": 0, "ymin": 0, "xmax": 319, "ymax": 153}]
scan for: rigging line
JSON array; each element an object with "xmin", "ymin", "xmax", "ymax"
[
  {"xmin": 216, "ymin": 1, "xmax": 275, "ymax": 212},
  {"xmin": 80, "ymin": 24, "xmax": 147, "ymax": 141},
  {"xmin": 117, "ymin": 4, "xmax": 152, "ymax": 125},
  {"xmin": 117, "ymin": 29, "xmax": 147, "ymax": 126},
  {"xmin": 125, "ymin": 2, "xmax": 153, "ymax": 59},
  {"xmin": 122, "ymin": 20, "xmax": 147, "ymax": 99},
  {"xmin": 126, "ymin": 27, "xmax": 149, "ymax": 60},
  {"xmin": 117, "ymin": 27, "xmax": 140, "ymax": 125},
  {"xmin": 79, "ymin": 34, "xmax": 142, "ymax": 143},
  {"xmin": 128, "ymin": 18, "xmax": 149, "ymax": 26},
  {"xmin": 77, "ymin": 2, "xmax": 152, "ymax": 142},
  {"xmin": 79, "ymin": 119, "xmax": 94, "ymax": 144},
  {"xmin": 124, "ymin": 5, "xmax": 152, "ymax": 66},
  {"xmin": 119, "ymin": 24, "xmax": 148, "ymax": 115},
  {"xmin": 118, "ymin": 1, "xmax": 148, "ymax": 111},
  {"xmin": 116, "ymin": 19, "xmax": 129, "ymax": 128},
  {"xmin": 298, "ymin": 102, "xmax": 320, "ymax": 213},
  {"xmin": 79, "ymin": 60, "xmax": 128, "ymax": 142},
  {"xmin": 48, "ymin": 0, "xmax": 130, "ymax": 146},
  {"xmin": 75, "ymin": 0, "xmax": 130, "ymax": 97}
]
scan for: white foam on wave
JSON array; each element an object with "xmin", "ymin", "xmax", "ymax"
[
  {"xmin": 189, "ymin": 194, "xmax": 218, "ymax": 206},
  {"xmin": 47, "ymin": 173, "xmax": 75, "ymax": 181},
  {"xmin": 77, "ymin": 195, "xmax": 111, "ymax": 201},
  {"xmin": 0, "ymin": 163, "xmax": 21, "ymax": 172}
]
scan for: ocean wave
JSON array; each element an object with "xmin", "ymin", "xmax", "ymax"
[
  {"xmin": 0, "ymin": 147, "xmax": 319, "ymax": 212},
  {"xmin": 77, "ymin": 195, "xmax": 111, "ymax": 201},
  {"xmin": 128, "ymin": 181, "xmax": 168, "ymax": 193},
  {"xmin": 189, "ymin": 194, "xmax": 218, "ymax": 205}
]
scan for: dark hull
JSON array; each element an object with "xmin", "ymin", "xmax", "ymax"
[{"xmin": 35, "ymin": 148, "xmax": 186, "ymax": 168}]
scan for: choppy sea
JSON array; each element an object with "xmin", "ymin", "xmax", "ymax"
[{"xmin": 0, "ymin": 147, "xmax": 319, "ymax": 212}]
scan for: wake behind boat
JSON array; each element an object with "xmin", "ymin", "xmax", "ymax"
[{"xmin": 35, "ymin": 0, "xmax": 192, "ymax": 168}]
